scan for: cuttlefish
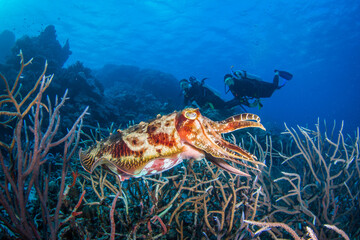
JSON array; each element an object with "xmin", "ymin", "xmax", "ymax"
[{"xmin": 80, "ymin": 108, "xmax": 265, "ymax": 180}]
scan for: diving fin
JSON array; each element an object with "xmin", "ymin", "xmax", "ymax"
[{"xmin": 275, "ymin": 70, "xmax": 293, "ymax": 80}]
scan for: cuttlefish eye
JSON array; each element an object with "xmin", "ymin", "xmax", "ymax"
[{"xmin": 184, "ymin": 110, "xmax": 197, "ymax": 120}]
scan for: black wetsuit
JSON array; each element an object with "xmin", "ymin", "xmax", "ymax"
[
  {"xmin": 229, "ymin": 74, "xmax": 280, "ymax": 99},
  {"xmin": 183, "ymin": 82, "xmax": 227, "ymax": 109}
]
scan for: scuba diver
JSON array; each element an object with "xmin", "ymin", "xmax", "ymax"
[
  {"xmin": 224, "ymin": 67, "xmax": 293, "ymax": 109},
  {"xmin": 180, "ymin": 76, "xmax": 228, "ymax": 110}
]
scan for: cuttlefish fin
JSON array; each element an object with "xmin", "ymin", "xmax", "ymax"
[
  {"xmin": 79, "ymin": 148, "xmax": 94, "ymax": 173},
  {"xmin": 205, "ymin": 153, "xmax": 250, "ymax": 177},
  {"xmin": 79, "ymin": 148, "xmax": 135, "ymax": 176},
  {"xmin": 92, "ymin": 158, "xmax": 137, "ymax": 176}
]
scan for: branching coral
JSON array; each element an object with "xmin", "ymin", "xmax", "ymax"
[
  {"xmin": 70, "ymin": 120, "xmax": 358, "ymax": 239},
  {"xmin": 275, "ymin": 121, "xmax": 359, "ymax": 236},
  {"xmin": 0, "ymin": 51, "xmax": 88, "ymax": 239},
  {"xmin": 245, "ymin": 219, "xmax": 350, "ymax": 240},
  {"xmin": 251, "ymin": 120, "xmax": 359, "ymax": 239}
]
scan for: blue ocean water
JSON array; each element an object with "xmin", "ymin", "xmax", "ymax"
[
  {"xmin": 1, "ymin": 2, "xmax": 360, "ymax": 239},
  {"xmin": 1, "ymin": 0, "xmax": 359, "ymax": 132}
]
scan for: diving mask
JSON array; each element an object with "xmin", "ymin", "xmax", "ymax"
[{"xmin": 180, "ymin": 81, "xmax": 190, "ymax": 90}]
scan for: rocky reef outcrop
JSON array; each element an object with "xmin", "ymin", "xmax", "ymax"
[{"xmin": 0, "ymin": 25, "xmax": 182, "ymax": 132}]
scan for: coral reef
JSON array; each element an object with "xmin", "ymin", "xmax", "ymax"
[{"xmin": 0, "ymin": 26, "xmax": 359, "ymax": 240}]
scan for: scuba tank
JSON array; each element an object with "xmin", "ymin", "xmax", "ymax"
[{"xmin": 231, "ymin": 66, "xmax": 263, "ymax": 81}]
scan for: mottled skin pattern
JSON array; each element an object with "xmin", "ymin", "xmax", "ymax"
[{"xmin": 80, "ymin": 108, "xmax": 265, "ymax": 180}]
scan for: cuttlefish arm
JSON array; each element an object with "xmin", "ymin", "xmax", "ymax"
[
  {"xmin": 202, "ymin": 114, "xmax": 266, "ymax": 164},
  {"xmin": 176, "ymin": 109, "xmax": 266, "ymax": 177},
  {"xmin": 204, "ymin": 154, "xmax": 251, "ymax": 176},
  {"xmin": 207, "ymin": 113, "xmax": 266, "ymax": 133}
]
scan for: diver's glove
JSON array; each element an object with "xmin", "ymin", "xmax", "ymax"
[{"xmin": 252, "ymin": 99, "xmax": 263, "ymax": 109}]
